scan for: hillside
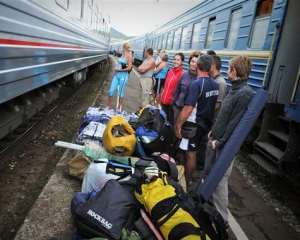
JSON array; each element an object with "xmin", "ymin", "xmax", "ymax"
[{"xmin": 110, "ymin": 27, "xmax": 136, "ymax": 42}]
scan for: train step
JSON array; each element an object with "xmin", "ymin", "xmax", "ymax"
[
  {"xmin": 277, "ymin": 115, "xmax": 291, "ymax": 124},
  {"xmin": 267, "ymin": 130, "xmax": 289, "ymax": 143},
  {"xmin": 254, "ymin": 141, "xmax": 284, "ymax": 162},
  {"xmin": 249, "ymin": 154, "xmax": 279, "ymax": 175}
]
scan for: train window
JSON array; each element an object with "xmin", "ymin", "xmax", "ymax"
[
  {"xmin": 162, "ymin": 33, "xmax": 167, "ymax": 49},
  {"xmin": 160, "ymin": 35, "xmax": 164, "ymax": 49},
  {"xmin": 98, "ymin": 13, "xmax": 102, "ymax": 32},
  {"xmin": 174, "ymin": 28, "xmax": 181, "ymax": 49},
  {"xmin": 102, "ymin": 20, "xmax": 105, "ymax": 36},
  {"xmin": 167, "ymin": 31, "xmax": 173, "ymax": 50},
  {"xmin": 158, "ymin": 36, "xmax": 162, "ymax": 49},
  {"xmin": 256, "ymin": 0, "xmax": 273, "ymax": 15},
  {"xmin": 103, "ymin": 20, "xmax": 107, "ymax": 38},
  {"xmin": 56, "ymin": 0, "xmax": 69, "ymax": 10},
  {"xmin": 190, "ymin": 22, "xmax": 201, "ymax": 49},
  {"xmin": 87, "ymin": 0, "xmax": 93, "ymax": 27},
  {"xmin": 165, "ymin": 34, "xmax": 169, "ymax": 49},
  {"xmin": 75, "ymin": 0, "xmax": 83, "ymax": 21},
  {"xmin": 102, "ymin": 18, "xmax": 105, "ymax": 35},
  {"xmin": 157, "ymin": 37, "xmax": 161, "ymax": 49},
  {"xmin": 205, "ymin": 17, "xmax": 216, "ymax": 49},
  {"xmin": 249, "ymin": 0, "xmax": 274, "ymax": 48},
  {"xmin": 180, "ymin": 26, "xmax": 188, "ymax": 49},
  {"xmin": 225, "ymin": 9, "xmax": 242, "ymax": 49},
  {"xmin": 93, "ymin": 6, "xmax": 98, "ymax": 30}
]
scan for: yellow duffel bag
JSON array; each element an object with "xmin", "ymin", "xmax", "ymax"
[
  {"xmin": 102, "ymin": 115, "xmax": 136, "ymax": 156},
  {"xmin": 135, "ymin": 171, "xmax": 210, "ymax": 240}
]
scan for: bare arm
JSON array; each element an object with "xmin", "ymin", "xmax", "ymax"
[
  {"xmin": 153, "ymin": 61, "xmax": 166, "ymax": 76},
  {"xmin": 115, "ymin": 55, "xmax": 132, "ymax": 72},
  {"xmin": 138, "ymin": 59, "xmax": 155, "ymax": 74}
]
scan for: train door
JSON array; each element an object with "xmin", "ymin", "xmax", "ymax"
[
  {"xmin": 267, "ymin": 0, "xmax": 300, "ymax": 104},
  {"xmin": 251, "ymin": 0, "xmax": 300, "ymax": 180}
]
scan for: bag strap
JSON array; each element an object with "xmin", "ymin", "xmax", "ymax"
[
  {"xmin": 156, "ymin": 205, "xmax": 180, "ymax": 228},
  {"xmin": 94, "ymin": 160, "xmax": 132, "ymax": 180},
  {"xmin": 202, "ymin": 202, "xmax": 228, "ymax": 240},
  {"xmin": 168, "ymin": 223, "xmax": 205, "ymax": 240}
]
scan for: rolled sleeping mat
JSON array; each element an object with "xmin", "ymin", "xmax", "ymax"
[{"xmin": 199, "ymin": 88, "xmax": 270, "ymax": 202}]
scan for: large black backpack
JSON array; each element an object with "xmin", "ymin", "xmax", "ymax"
[
  {"xmin": 74, "ymin": 179, "xmax": 139, "ymax": 239},
  {"xmin": 135, "ymin": 106, "xmax": 174, "ymax": 156}
]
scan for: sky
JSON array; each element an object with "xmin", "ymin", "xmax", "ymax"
[{"xmin": 100, "ymin": 0, "xmax": 201, "ymax": 36}]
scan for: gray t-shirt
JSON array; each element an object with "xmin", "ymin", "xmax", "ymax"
[{"xmin": 213, "ymin": 73, "xmax": 227, "ymax": 120}]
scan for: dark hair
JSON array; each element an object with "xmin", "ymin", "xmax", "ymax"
[
  {"xmin": 146, "ymin": 48, "xmax": 153, "ymax": 55},
  {"xmin": 211, "ymin": 55, "xmax": 221, "ymax": 71},
  {"xmin": 175, "ymin": 52, "xmax": 185, "ymax": 62},
  {"xmin": 207, "ymin": 50, "xmax": 216, "ymax": 55},
  {"xmin": 197, "ymin": 54, "xmax": 214, "ymax": 72}
]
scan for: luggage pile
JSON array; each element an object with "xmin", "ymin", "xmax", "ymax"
[{"xmin": 55, "ymin": 106, "xmax": 228, "ymax": 240}]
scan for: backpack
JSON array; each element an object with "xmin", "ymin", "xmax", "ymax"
[
  {"xmin": 135, "ymin": 106, "xmax": 174, "ymax": 156},
  {"xmin": 74, "ymin": 179, "xmax": 140, "ymax": 240},
  {"xmin": 135, "ymin": 171, "xmax": 207, "ymax": 240},
  {"xmin": 135, "ymin": 170, "xmax": 228, "ymax": 240}
]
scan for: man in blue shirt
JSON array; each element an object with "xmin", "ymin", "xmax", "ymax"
[{"xmin": 175, "ymin": 54, "xmax": 219, "ymax": 185}]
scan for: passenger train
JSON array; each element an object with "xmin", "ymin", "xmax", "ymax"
[
  {"xmin": 110, "ymin": 0, "xmax": 300, "ymax": 185},
  {"xmin": 0, "ymin": 0, "xmax": 110, "ymax": 139}
]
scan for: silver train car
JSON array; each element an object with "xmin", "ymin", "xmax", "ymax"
[
  {"xmin": 0, "ymin": 0, "xmax": 110, "ymax": 139},
  {"xmin": 111, "ymin": 0, "xmax": 300, "ymax": 184}
]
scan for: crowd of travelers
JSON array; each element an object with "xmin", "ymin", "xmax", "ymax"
[{"xmin": 107, "ymin": 42, "xmax": 254, "ymax": 228}]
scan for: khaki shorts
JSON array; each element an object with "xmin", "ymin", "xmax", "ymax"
[{"xmin": 139, "ymin": 77, "xmax": 153, "ymax": 108}]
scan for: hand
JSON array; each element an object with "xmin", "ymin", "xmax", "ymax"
[
  {"xmin": 174, "ymin": 126, "xmax": 182, "ymax": 139},
  {"xmin": 208, "ymin": 131, "xmax": 212, "ymax": 139},
  {"xmin": 115, "ymin": 67, "xmax": 119, "ymax": 72},
  {"xmin": 211, "ymin": 140, "xmax": 217, "ymax": 149}
]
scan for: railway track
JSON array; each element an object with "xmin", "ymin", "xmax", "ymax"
[
  {"xmin": 0, "ymin": 61, "xmax": 110, "ymax": 240},
  {"xmin": 0, "ymin": 78, "xmax": 94, "ymax": 167}
]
